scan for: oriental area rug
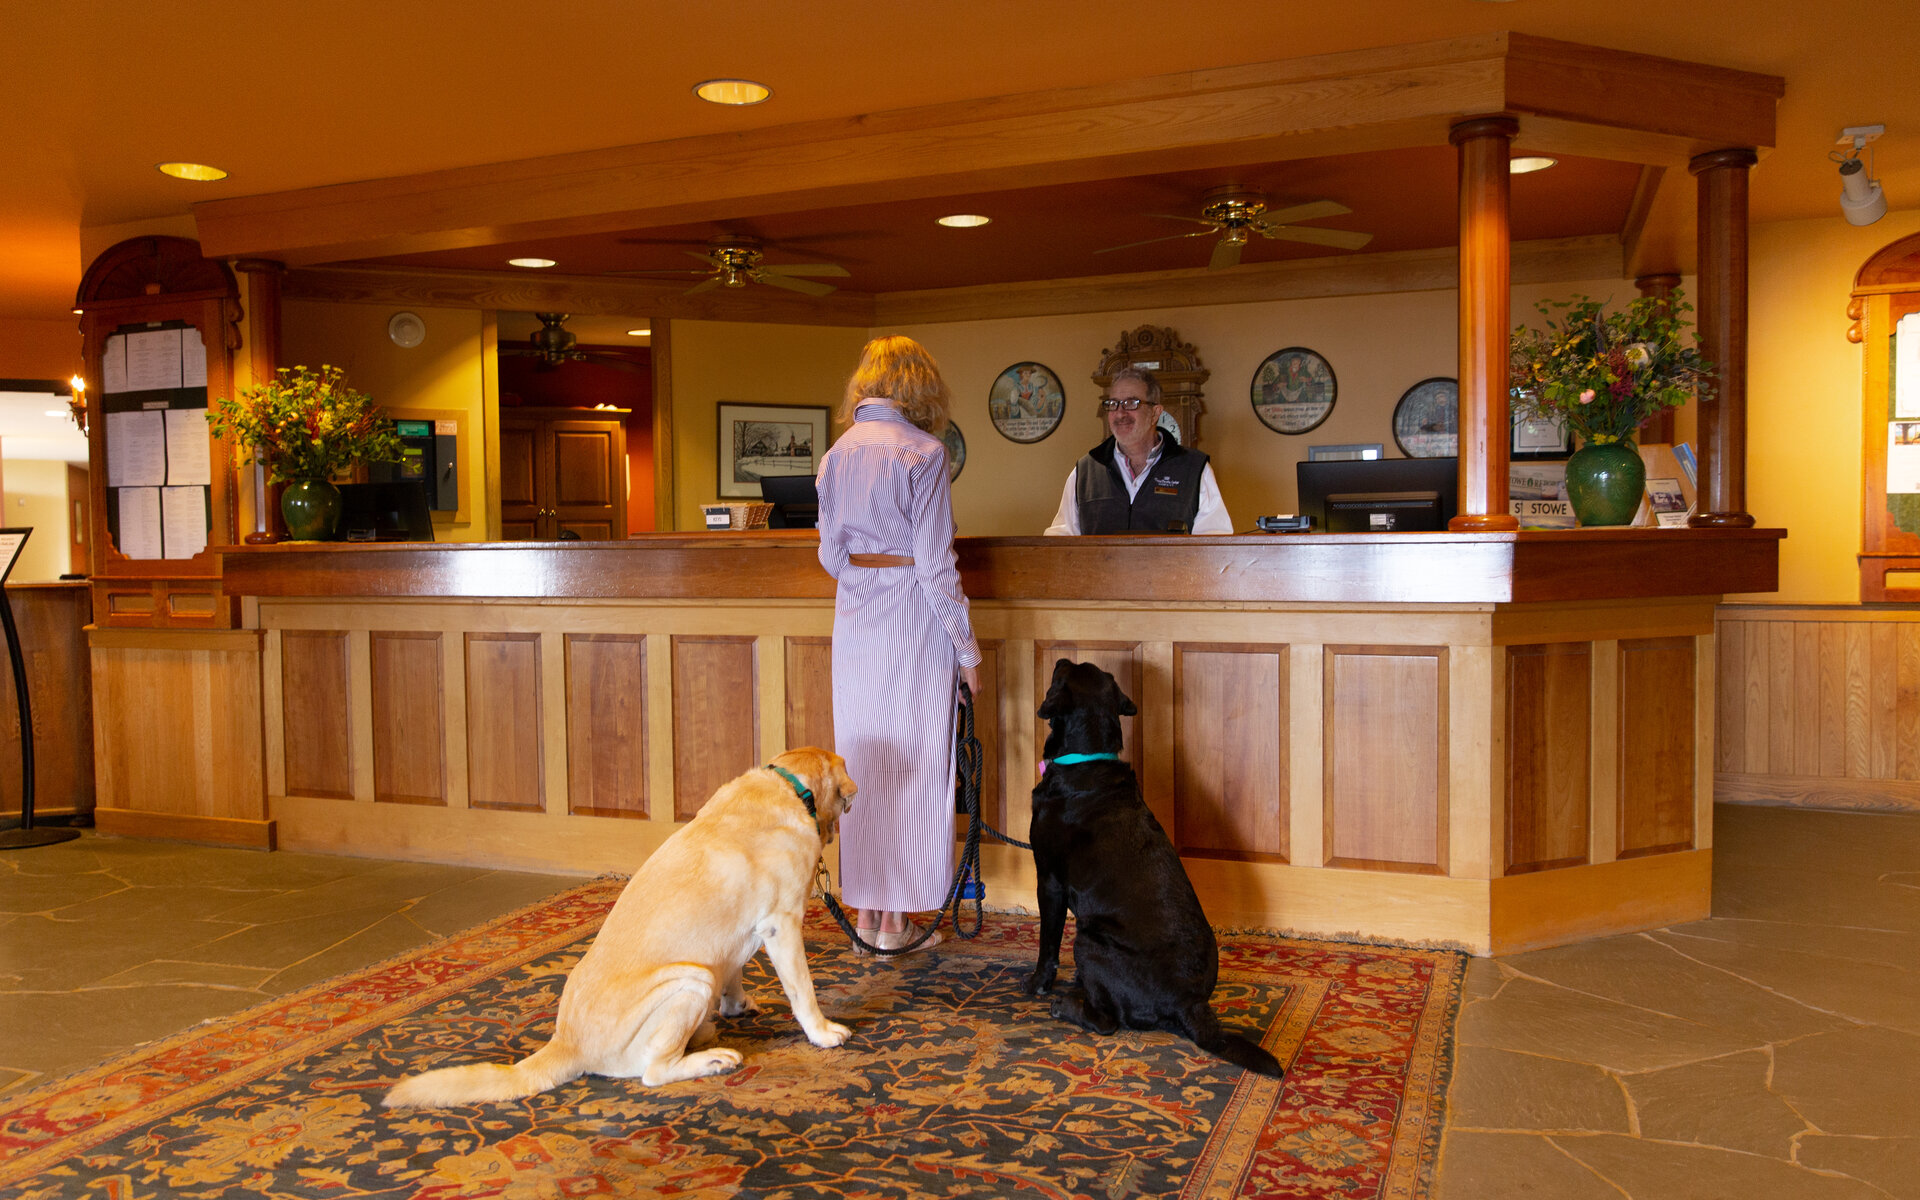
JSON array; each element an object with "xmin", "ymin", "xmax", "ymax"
[{"xmin": 0, "ymin": 881, "xmax": 1464, "ymax": 1199}]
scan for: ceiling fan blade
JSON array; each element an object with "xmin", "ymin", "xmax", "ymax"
[
  {"xmin": 684, "ymin": 278, "xmax": 724, "ymax": 295},
  {"xmin": 1209, "ymin": 237, "xmax": 1245, "ymax": 270},
  {"xmin": 1144, "ymin": 212, "xmax": 1224, "ymax": 228},
  {"xmin": 759, "ymin": 263, "xmax": 851, "ymax": 277},
  {"xmin": 1257, "ymin": 224, "xmax": 1375, "ymax": 250},
  {"xmin": 601, "ymin": 268, "xmax": 714, "ymax": 277},
  {"xmin": 753, "ymin": 271, "xmax": 837, "ymax": 296},
  {"xmin": 1093, "ymin": 228, "xmax": 1220, "ymax": 254},
  {"xmin": 1257, "ymin": 199, "xmax": 1352, "ymax": 226}
]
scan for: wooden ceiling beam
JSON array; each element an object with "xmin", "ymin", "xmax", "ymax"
[{"xmin": 195, "ymin": 35, "xmax": 1779, "ymax": 269}]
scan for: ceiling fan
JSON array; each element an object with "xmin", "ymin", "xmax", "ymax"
[
  {"xmin": 1096, "ymin": 186, "xmax": 1374, "ymax": 269},
  {"xmin": 498, "ymin": 313, "xmax": 646, "ymax": 372},
  {"xmin": 608, "ymin": 235, "xmax": 851, "ymax": 296}
]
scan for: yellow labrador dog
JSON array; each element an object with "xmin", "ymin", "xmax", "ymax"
[{"xmin": 384, "ymin": 747, "xmax": 856, "ymax": 1106}]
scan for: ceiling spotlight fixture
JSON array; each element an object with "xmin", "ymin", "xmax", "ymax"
[
  {"xmin": 508, "ymin": 257, "xmax": 557, "ymax": 269},
  {"xmin": 1509, "ymin": 155, "xmax": 1557, "ymax": 175},
  {"xmin": 937, "ymin": 214, "xmax": 992, "ymax": 228},
  {"xmin": 157, "ymin": 162, "xmax": 228, "ymax": 181},
  {"xmin": 694, "ymin": 78, "xmax": 771, "ymax": 106},
  {"xmin": 1834, "ymin": 125, "xmax": 1888, "ymax": 227}
]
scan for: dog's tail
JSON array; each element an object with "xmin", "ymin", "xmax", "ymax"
[
  {"xmin": 382, "ymin": 1040, "xmax": 581, "ymax": 1108},
  {"xmin": 1177, "ymin": 1003, "xmax": 1285, "ymax": 1079}
]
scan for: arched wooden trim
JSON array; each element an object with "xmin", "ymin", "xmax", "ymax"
[
  {"xmin": 75, "ymin": 236, "xmax": 238, "ymax": 307},
  {"xmin": 1853, "ymin": 231, "xmax": 1920, "ymax": 292}
]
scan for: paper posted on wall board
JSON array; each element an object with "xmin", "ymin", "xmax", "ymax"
[
  {"xmin": 164, "ymin": 408, "xmax": 211, "ymax": 485},
  {"xmin": 124, "ymin": 328, "xmax": 184, "ymax": 392},
  {"xmin": 160, "ymin": 486, "xmax": 207, "ymax": 559},
  {"xmin": 1896, "ymin": 312, "xmax": 1920, "ymax": 419},
  {"xmin": 100, "ymin": 334, "xmax": 129, "ymax": 393},
  {"xmin": 105, "ymin": 410, "xmax": 166, "ymax": 488},
  {"xmin": 1889, "ymin": 422, "xmax": 1920, "ymax": 494},
  {"xmin": 116, "ymin": 487, "xmax": 163, "ymax": 560}
]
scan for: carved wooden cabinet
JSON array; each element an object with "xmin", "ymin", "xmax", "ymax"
[
  {"xmin": 75, "ymin": 236, "xmax": 242, "ymax": 626},
  {"xmin": 1850, "ymin": 231, "xmax": 1920, "ymax": 601}
]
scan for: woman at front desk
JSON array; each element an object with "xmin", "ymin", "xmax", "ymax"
[
  {"xmin": 1044, "ymin": 366, "xmax": 1232, "ymax": 535},
  {"xmin": 816, "ymin": 336, "xmax": 982, "ymax": 955}
]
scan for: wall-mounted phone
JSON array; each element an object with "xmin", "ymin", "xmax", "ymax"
[{"xmin": 374, "ymin": 414, "xmax": 464, "ymax": 510}]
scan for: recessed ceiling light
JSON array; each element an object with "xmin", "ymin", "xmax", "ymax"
[
  {"xmin": 157, "ymin": 162, "xmax": 228, "ymax": 181},
  {"xmin": 937, "ymin": 214, "xmax": 992, "ymax": 228},
  {"xmin": 1510, "ymin": 156, "xmax": 1558, "ymax": 174},
  {"xmin": 694, "ymin": 79, "xmax": 771, "ymax": 106},
  {"xmin": 508, "ymin": 257, "xmax": 557, "ymax": 268}
]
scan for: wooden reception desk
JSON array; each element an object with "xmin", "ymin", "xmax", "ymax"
[{"xmin": 91, "ymin": 530, "xmax": 1781, "ymax": 955}]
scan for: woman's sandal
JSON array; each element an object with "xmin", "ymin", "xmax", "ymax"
[
  {"xmin": 852, "ymin": 925, "xmax": 882, "ymax": 956},
  {"xmin": 873, "ymin": 920, "xmax": 942, "ymax": 956}
]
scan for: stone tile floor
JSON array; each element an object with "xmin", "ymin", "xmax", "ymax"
[{"xmin": 2, "ymin": 805, "xmax": 1915, "ymax": 1198}]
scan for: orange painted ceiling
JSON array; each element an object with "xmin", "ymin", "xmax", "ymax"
[{"xmin": 4, "ymin": 1, "xmax": 1916, "ymax": 322}]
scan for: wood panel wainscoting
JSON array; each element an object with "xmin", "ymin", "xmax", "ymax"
[
  {"xmin": 1715, "ymin": 604, "xmax": 1920, "ymax": 814},
  {"xmin": 91, "ymin": 529, "xmax": 1778, "ymax": 956}
]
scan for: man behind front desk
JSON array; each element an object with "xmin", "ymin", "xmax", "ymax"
[{"xmin": 1044, "ymin": 367, "xmax": 1232, "ymax": 535}]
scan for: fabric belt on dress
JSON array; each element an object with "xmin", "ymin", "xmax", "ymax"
[{"xmin": 848, "ymin": 553, "xmax": 913, "ymax": 568}]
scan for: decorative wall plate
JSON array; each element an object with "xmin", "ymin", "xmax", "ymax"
[
  {"xmin": 1392, "ymin": 377, "xmax": 1459, "ymax": 458},
  {"xmin": 942, "ymin": 420, "xmax": 966, "ymax": 481},
  {"xmin": 987, "ymin": 361, "xmax": 1064, "ymax": 443},
  {"xmin": 1250, "ymin": 347, "xmax": 1336, "ymax": 435}
]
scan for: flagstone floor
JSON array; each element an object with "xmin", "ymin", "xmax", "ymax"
[{"xmin": 3, "ymin": 805, "xmax": 1915, "ymax": 1199}]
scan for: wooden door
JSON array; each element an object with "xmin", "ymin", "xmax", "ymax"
[
  {"xmin": 66, "ymin": 465, "xmax": 88, "ymax": 577},
  {"xmin": 499, "ymin": 412, "xmax": 626, "ymax": 540}
]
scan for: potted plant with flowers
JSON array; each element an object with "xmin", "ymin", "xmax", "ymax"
[
  {"xmin": 210, "ymin": 365, "xmax": 404, "ymax": 541},
  {"xmin": 1510, "ymin": 293, "xmax": 1714, "ymax": 526}
]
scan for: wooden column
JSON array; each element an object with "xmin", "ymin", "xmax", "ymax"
[
  {"xmin": 1449, "ymin": 117, "xmax": 1521, "ymax": 532},
  {"xmin": 1635, "ymin": 273, "xmax": 1681, "ymax": 445},
  {"xmin": 1687, "ymin": 150, "xmax": 1758, "ymax": 528},
  {"xmin": 233, "ymin": 259, "xmax": 285, "ymax": 544}
]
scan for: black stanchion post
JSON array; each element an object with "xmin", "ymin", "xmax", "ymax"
[{"xmin": 0, "ymin": 528, "xmax": 80, "ymax": 850}]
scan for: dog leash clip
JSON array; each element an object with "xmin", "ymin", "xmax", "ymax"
[{"xmin": 811, "ymin": 861, "xmax": 836, "ymax": 902}]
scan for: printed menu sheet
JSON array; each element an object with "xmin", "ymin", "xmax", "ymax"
[
  {"xmin": 117, "ymin": 488, "xmax": 163, "ymax": 560},
  {"xmin": 161, "ymin": 486, "xmax": 208, "ymax": 559},
  {"xmin": 105, "ymin": 410, "xmax": 167, "ymax": 487},
  {"xmin": 124, "ymin": 328, "xmax": 184, "ymax": 392},
  {"xmin": 164, "ymin": 408, "xmax": 211, "ymax": 485}
]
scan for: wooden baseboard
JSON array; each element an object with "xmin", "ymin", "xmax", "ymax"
[
  {"xmin": 1489, "ymin": 850, "xmax": 1711, "ymax": 955},
  {"xmin": 1716, "ymin": 773, "xmax": 1920, "ymax": 814},
  {"xmin": 93, "ymin": 807, "xmax": 276, "ymax": 850}
]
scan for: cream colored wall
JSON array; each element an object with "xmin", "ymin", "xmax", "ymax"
[
  {"xmin": 0, "ymin": 460, "xmax": 71, "ymax": 582},
  {"xmin": 891, "ymin": 277, "xmax": 1637, "ymax": 536},
  {"xmin": 667, "ymin": 320, "xmax": 869, "ymax": 532},
  {"xmin": 1739, "ymin": 211, "xmax": 1920, "ymax": 603},
  {"xmin": 282, "ymin": 301, "xmax": 490, "ymax": 542}
]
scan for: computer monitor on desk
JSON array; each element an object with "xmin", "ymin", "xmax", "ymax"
[
  {"xmin": 1296, "ymin": 457, "xmax": 1458, "ymax": 533},
  {"xmin": 759, "ymin": 474, "xmax": 819, "ymax": 529},
  {"xmin": 337, "ymin": 481, "xmax": 436, "ymax": 542}
]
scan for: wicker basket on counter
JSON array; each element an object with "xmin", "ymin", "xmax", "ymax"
[{"xmin": 701, "ymin": 501, "xmax": 774, "ymax": 530}]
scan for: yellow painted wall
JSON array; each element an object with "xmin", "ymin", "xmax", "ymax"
[
  {"xmin": 891, "ymin": 276, "xmax": 1643, "ymax": 536},
  {"xmin": 667, "ymin": 320, "xmax": 869, "ymax": 532},
  {"xmin": 0, "ymin": 460, "xmax": 71, "ymax": 582},
  {"xmin": 282, "ymin": 301, "xmax": 490, "ymax": 542},
  {"xmin": 1739, "ymin": 211, "xmax": 1920, "ymax": 603}
]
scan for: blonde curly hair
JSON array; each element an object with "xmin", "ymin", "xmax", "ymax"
[{"xmin": 841, "ymin": 336, "xmax": 952, "ymax": 434}]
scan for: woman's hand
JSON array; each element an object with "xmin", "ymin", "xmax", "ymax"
[{"xmin": 962, "ymin": 664, "xmax": 981, "ymax": 699}]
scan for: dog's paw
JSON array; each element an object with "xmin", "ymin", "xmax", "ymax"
[
  {"xmin": 686, "ymin": 1047, "xmax": 743, "ymax": 1077},
  {"xmin": 807, "ymin": 1020, "xmax": 852, "ymax": 1048},
  {"xmin": 718, "ymin": 993, "xmax": 760, "ymax": 1018},
  {"xmin": 1023, "ymin": 966, "xmax": 1056, "ymax": 995}
]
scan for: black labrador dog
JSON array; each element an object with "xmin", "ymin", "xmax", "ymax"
[{"xmin": 1023, "ymin": 659, "xmax": 1283, "ymax": 1078}]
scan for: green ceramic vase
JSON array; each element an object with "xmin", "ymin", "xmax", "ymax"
[
  {"xmin": 281, "ymin": 478, "xmax": 343, "ymax": 541},
  {"xmin": 1564, "ymin": 441, "xmax": 1645, "ymax": 527}
]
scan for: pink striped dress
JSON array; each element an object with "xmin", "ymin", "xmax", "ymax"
[{"xmin": 817, "ymin": 402, "xmax": 981, "ymax": 912}]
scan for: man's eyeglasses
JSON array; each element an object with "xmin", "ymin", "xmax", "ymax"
[{"xmin": 1100, "ymin": 397, "xmax": 1153, "ymax": 411}]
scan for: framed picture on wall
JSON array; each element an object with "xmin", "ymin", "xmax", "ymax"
[
  {"xmin": 1512, "ymin": 413, "xmax": 1572, "ymax": 460},
  {"xmin": 987, "ymin": 361, "xmax": 1065, "ymax": 443},
  {"xmin": 1392, "ymin": 377, "xmax": 1459, "ymax": 458},
  {"xmin": 1250, "ymin": 346, "xmax": 1337, "ymax": 434},
  {"xmin": 717, "ymin": 402, "xmax": 830, "ymax": 499},
  {"xmin": 942, "ymin": 420, "xmax": 967, "ymax": 481}
]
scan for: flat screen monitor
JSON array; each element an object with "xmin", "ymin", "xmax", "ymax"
[
  {"xmin": 1296, "ymin": 457, "xmax": 1458, "ymax": 533},
  {"xmin": 760, "ymin": 474, "xmax": 820, "ymax": 529},
  {"xmin": 337, "ymin": 481, "xmax": 436, "ymax": 542}
]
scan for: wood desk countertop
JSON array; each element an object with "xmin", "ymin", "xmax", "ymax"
[{"xmin": 220, "ymin": 528, "xmax": 1784, "ymax": 605}]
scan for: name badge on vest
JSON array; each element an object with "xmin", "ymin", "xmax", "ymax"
[{"xmin": 1153, "ymin": 475, "xmax": 1182, "ymax": 497}]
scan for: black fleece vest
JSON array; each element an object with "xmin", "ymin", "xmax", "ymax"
[{"xmin": 1074, "ymin": 436, "xmax": 1209, "ymax": 534}]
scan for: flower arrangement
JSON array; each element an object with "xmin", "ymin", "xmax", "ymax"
[
  {"xmin": 210, "ymin": 364, "xmax": 403, "ymax": 482},
  {"xmin": 1509, "ymin": 293, "xmax": 1714, "ymax": 446}
]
